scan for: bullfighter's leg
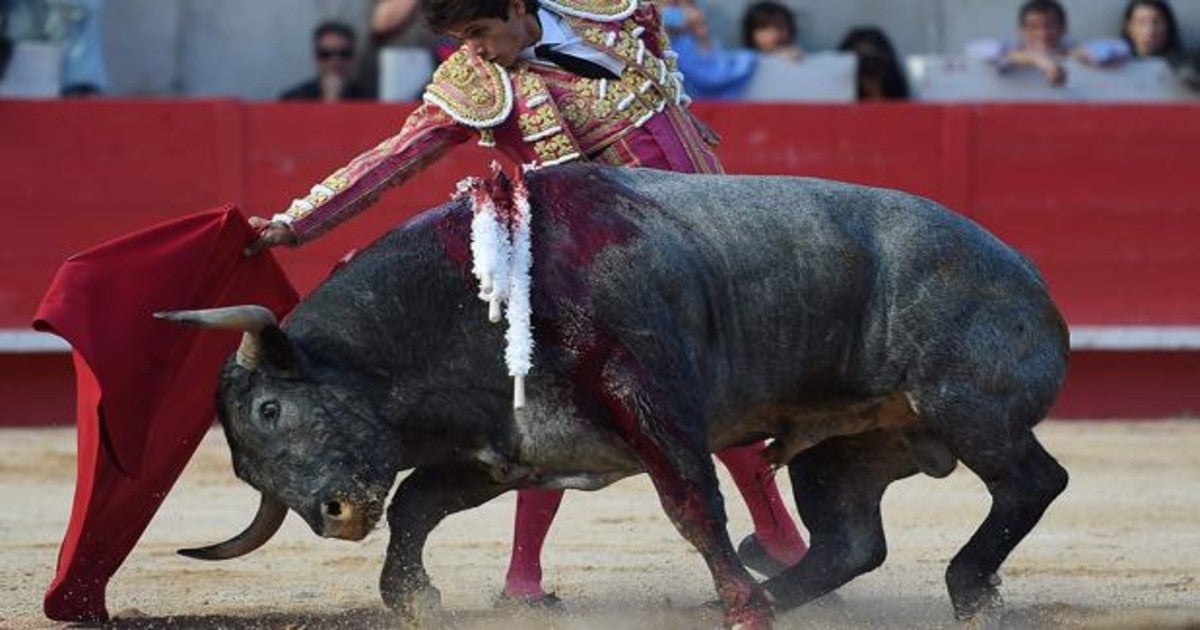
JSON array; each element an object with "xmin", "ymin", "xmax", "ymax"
[
  {"xmin": 381, "ymin": 465, "xmax": 509, "ymax": 624},
  {"xmin": 932, "ymin": 418, "xmax": 1067, "ymax": 619},
  {"xmin": 716, "ymin": 442, "xmax": 808, "ymax": 575},
  {"xmin": 764, "ymin": 431, "xmax": 917, "ymax": 612},
  {"xmin": 598, "ymin": 348, "xmax": 772, "ymax": 629},
  {"xmin": 502, "ymin": 488, "xmax": 565, "ymax": 602}
]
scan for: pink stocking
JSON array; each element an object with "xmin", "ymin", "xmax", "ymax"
[
  {"xmin": 504, "ymin": 488, "xmax": 566, "ymax": 598},
  {"xmin": 716, "ymin": 442, "xmax": 808, "ymax": 565}
]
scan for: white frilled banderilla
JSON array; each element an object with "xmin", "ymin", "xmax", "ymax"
[{"xmin": 462, "ymin": 164, "xmax": 534, "ymax": 409}]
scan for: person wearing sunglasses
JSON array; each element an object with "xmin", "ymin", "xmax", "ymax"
[{"xmin": 280, "ymin": 20, "xmax": 371, "ymax": 102}]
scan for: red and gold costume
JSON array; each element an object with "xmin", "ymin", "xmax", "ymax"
[
  {"xmin": 274, "ymin": 0, "xmax": 722, "ymax": 242},
  {"xmin": 272, "ymin": 0, "xmax": 806, "ymax": 602}
]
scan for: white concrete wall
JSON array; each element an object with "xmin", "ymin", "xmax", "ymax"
[
  {"xmin": 104, "ymin": 0, "xmax": 372, "ymax": 98},
  {"xmin": 98, "ymin": 0, "xmax": 1200, "ymax": 98}
]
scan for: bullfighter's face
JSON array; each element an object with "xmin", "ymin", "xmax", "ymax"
[{"xmin": 216, "ymin": 362, "xmax": 401, "ymax": 542}]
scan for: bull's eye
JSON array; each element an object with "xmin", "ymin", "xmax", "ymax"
[{"xmin": 259, "ymin": 401, "xmax": 281, "ymax": 424}]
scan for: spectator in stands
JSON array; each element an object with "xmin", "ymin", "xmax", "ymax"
[
  {"xmin": 1, "ymin": 2, "xmax": 11, "ymax": 81},
  {"xmin": 280, "ymin": 21, "xmax": 371, "ymax": 102},
  {"xmin": 664, "ymin": 0, "xmax": 757, "ymax": 99},
  {"xmin": 741, "ymin": 1, "xmax": 803, "ymax": 60},
  {"xmin": 1, "ymin": 0, "xmax": 108, "ymax": 96},
  {"xmin": 59, "ymin": 0, "xmax": 108, "ymax": 97},
  {"xmin": 1120, "ymin": 0, "xmax": 1184, "ymax": 59},
  {"xmin": 838, "ymin": 26, "xmax": 909, "ymax": 100},
  {"xmin": 1074, "ymin": 0, "xmax": 1184, "ymax": 66},
  {"xmin": 966, "ymin": 0, "xmax": 1072, "ymax": 86},
  {"xmin": 359, "ymin": 0, "xmax": 451, "ymax": 98},
  {"xmin": 1061, "ymin": 0, "xmax": 1199, "ymax": 91}
]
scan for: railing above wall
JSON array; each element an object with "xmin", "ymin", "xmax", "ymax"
[
  {"xmin": 906, "ymin": 56, "xmax": 1196, "ymax": 103},
  {"xmin": 732, "ymin": 54, "xmax": 1197, "ymax": 103}
]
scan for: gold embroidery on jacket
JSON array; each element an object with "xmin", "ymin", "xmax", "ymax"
[
  {"xmin": 513, "ymin": 72, "xmax": 582, "ymax": 165},
  {"xmin": 539, "ymin": 0, "xmax": 638, "ymax": 20},
  {"xmin": 424, "ymin": 49, "xmax": 513, "ymax": 128}
]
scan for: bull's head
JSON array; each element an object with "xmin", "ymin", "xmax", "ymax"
[{"xmin": 156, "ymin": 306, "xmax": 401, "ymax": 559}]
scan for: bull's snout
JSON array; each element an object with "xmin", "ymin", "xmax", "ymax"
[{"xmin": 320, "ymin": 499, "xmax": 372, "ymax": 541}]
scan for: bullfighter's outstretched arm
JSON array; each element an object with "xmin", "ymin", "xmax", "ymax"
[{"xmin": 270, "ymin": 104, "xmax": 472, "ymax": 243}]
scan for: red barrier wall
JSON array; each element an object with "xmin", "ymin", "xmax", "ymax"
[{"xmin": 1, "ymin": 100, "xmax": 1197, "ymax": 422}]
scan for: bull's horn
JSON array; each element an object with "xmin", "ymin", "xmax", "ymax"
[
  {"xmin": 155, "ymin": 305, "xmax": 278, "ymax": 369},
  {"xmin": 178, "ymin": 494, "xmax": 288, "ymax": 561}
]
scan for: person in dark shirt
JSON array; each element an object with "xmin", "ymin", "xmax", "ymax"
[
  {"xmin": 1, "ymin": 1, "xmax": 13, "ymax": 81},
  {"xmin": 742, "ymin": 1, "xmax": 803, "ymax": 60},
  {"xmin": 280, "ymin": 21, "xmax": 371, "ymax": 102},
  {"xmin": 838, "ymin": 27, "xmax": 910, "ymax": 101}
]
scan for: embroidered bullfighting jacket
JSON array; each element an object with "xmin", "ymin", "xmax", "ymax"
[{"xmin": 273, "ymin": 0, "xmax": 722, "ymax": 242}]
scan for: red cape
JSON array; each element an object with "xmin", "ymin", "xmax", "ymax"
[{"xmin": 33, "ymin": 206, "xmax": 299, "ymax": 622}]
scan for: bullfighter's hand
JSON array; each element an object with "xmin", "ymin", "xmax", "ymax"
[{"xmin": 245, "ymin": 216, "xmax": 299, "ymax": 257}]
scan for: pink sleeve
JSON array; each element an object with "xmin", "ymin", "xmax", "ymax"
[{"xmin": 278, "ymin": 103, "xmax": 473, "ymax": 243}]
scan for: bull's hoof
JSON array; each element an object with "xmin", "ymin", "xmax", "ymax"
[
  {"xmin": 947, "ymin": 565, "xmax": 1003, "ymax": 620},
  {"xmin": 384, "ymin": 583, "xmax": 443, "ymax": 627},
  {"xmin": 493, "ymin": 590, "xmax": 565, "ymax": 611},
  {"xmin": 726, "ymin": 603, "xmax": 773, "ymax": 630},
  {"xmin": 737, "ymin": 534, "xmax": 791, "ymax": 578}
]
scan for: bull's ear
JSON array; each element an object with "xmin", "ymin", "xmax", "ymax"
[{"xmin": 260, "ymin": 326, "xmax": 298, "ymax": 374}]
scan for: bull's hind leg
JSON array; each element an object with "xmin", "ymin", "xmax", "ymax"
[
  {"xmin": 596, "ymin": 348, "xmax": 771, "ymax": 629},
  {"xmin": 380, "ymin": 465, "xmax": 509, "ymax": 624},
  {"xmin": 764, "ymin": 430, "xmax": 917, "ymax": 611},
  {"xmin": 929, "ymin": 414, "xmax": 1068, "ymax": 619}
]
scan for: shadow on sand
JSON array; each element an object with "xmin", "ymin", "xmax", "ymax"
[{"xmin": 76, "ymin": 600, "xmax": 1200, "ymax": 630}]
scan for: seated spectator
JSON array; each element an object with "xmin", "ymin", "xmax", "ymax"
[
  {"xmin": 1074, "ymin": 0, "xmax": 1184, "ymax": 65},
  {"xmin": 359, "ymin": 0, "xmax": 442, "ymax": 98},
  {"xmin": 965, "ymin": 0, "xmax": 1073, "ymax": 86},
  {"xmin": 280, "ymin": 21, "xmax": 371, "ymax": 102},
  {"xmin": 59, "ymin": 0, "xmax": 108, "ymax": 97},
  {"xmin": 838, "ymin": 26, "xmax": 909, "ymax": 100},
  {"xmin": 1, "ymin": 5, "xmax": 11, "ymax": 81},
  {"xmin": 664, "ymin": 0, "xmax": 757, "ymax": 100},
  {"xmin": 742, "ymin": 1, "xmax": 803, "ymax": 61},
  {"xmin": 1109, "ymin": 0, "xmax": 1199, "ymax": 89},
  {"xmin": 1120, "ymin": 0, "xmax": 1184, "ymax": 60},
  {"xmin": 1, "ymin": 0, "xmax": 107, "ymax": 96}
]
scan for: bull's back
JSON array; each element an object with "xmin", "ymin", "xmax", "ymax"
[{"xmin": 565, "ymin": 167, "xmax": 1064, "ymax": 415}]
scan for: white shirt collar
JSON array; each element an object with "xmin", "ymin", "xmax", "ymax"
[
  {"xmin": 516, "ymin": 8, "xmax": 625, "ymax": 76},
  {"xmin": 519, "ymin": 10, "xmax": 569, "ymax": 60}
]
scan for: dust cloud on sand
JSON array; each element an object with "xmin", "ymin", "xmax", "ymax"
[{"xmin": 1, "ymin": 421, "xmax": 1197, "ymax": 629}]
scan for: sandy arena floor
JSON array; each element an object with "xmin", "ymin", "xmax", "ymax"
[{"xmin": 1, "ymin": 421, "xmax": 1198, "ymax": 629}]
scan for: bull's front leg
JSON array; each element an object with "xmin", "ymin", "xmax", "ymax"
[
  {"xmin": 596, "ymin": 348, "xmax": 772, "ymax": 629},
  {"xmin": 381, "ymin": 465, "xmax": 508, "ymax": 625}
]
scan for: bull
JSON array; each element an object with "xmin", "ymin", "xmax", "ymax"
[{"xmin": 160, "ymin": 165, "xmax": 1069, "ymax": 628}]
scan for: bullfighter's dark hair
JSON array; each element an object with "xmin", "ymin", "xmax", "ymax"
[
  {"xmin": 1018, "ymin": 0, "xmax": 1067, "ymax": 30},
  {"xmin": 422, "ymin": 0, "xmax": 541, "ymax": 33},
  {"xmin": 741, "ymin": 1, "xmax": 798, "ymax": 50},
  {"xmin": 1121, "ymin": 0, "xmax": 1183, "ymax": 58}
]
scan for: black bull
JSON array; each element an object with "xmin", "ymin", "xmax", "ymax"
[{"xmin": 162, "ymin": 165, "xmax": 1069, "ymax": 627}]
